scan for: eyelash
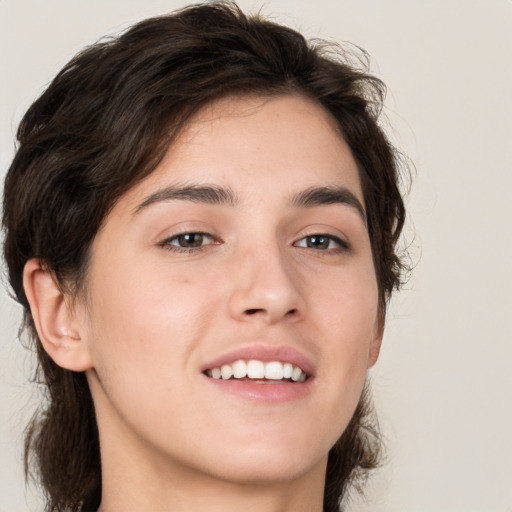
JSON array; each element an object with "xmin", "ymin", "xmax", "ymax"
[
  {"xmin": 159, "ymin": 232, "xmax": 216, "ymax": 253},
  {"xmin": 159, "ymin": 232, "xmax": 349, "ymax": 254},
  {"xmin": 294, "ymin": 233, "xmax": 349, "ymax": 252}
]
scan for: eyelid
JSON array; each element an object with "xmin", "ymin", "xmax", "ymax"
[
  {"xmin": 293, "ymin": 233, "xmax": 350, "ymax": 252},
  {"xmin": 169, "ymin": 232, "xmax": 213, "ymax": 245},
  {"xmin": 159, "ymin": 231, "xmax": 218, "ymax": 252}
]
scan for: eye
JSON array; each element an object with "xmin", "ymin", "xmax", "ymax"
[
  {"xmin": 294, "ymin": 234, "xmax": 348, "ymax": 251},
  {"xmin": 160, "ymin": 232, "xmax": 215, "ymax": 252}
]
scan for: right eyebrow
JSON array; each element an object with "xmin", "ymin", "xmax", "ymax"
[{"xmin": 133, "ymin": 184, "xmax": 239, "ymax": 214}]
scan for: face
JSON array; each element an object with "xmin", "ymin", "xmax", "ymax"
[{"xmin": 79, "ymin": 94, "xmax": 381, "ymax": 486}]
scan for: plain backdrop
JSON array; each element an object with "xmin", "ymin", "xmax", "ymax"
[{"xmin": 1, "ymin": 1, "xmax": 511, "ymax": 511}]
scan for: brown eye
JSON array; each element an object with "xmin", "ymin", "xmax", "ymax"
[
  {"xmin": 306, "ymin": 235, "xmax": 330, "ymax": 249},
  {"xmin": 175, "ymin": 233, "xmax": 205, "ymax": 247},
  {"xmin": 295, "ymin": 234, "xmax": 348, "ymax": 251},
  {"xmin": 163, "ymin": 232, "xmax": 214, "ymax": 250}
]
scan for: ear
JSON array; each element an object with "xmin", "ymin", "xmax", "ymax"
[
  {"xmin": 367, "ymin": 314, "xmax": 384, "ymax": 369},
  {"xmin": 23, "ymin": 259, "xmax": 93, "ymax": 371}
]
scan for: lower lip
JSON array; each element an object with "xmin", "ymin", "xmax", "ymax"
[{"xmin": 203, "ymin": 376, "xmax": 314, "ymax": 403}]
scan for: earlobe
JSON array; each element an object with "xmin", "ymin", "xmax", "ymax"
[
  {"xmin": 367, "ymin": 318, "xmax": 384, "ymax": 369},
  {"xmin": 23, "ymin": 259, "xmax": 93, "ymax": 372}
]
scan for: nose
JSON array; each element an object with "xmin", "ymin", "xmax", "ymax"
[{"xmin": 227, "ymin": 243, "xmax": 305, "ymax": 325}]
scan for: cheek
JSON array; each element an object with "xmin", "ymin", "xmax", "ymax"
[
  {"xmin": 83, "ymin": 272, "xmax": 221, "ymax": 442},
  {"xmin": 308, "ymin": 262, "xmax": 379, "ymax": 404},
  {"xmin": 313, "ymin": 260, "xmax": 379, "ymax": 339},
  {"xmin": 84, "ymin": 262, "xmax": 221, "ymax": 388}
]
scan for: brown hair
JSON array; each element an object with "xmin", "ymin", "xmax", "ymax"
[{"xmin": 2, "ymin": 2, "xmax": 407, "ymax": 511}]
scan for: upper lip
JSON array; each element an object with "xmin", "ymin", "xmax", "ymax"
[{"xmin": 201, "ymin": 344, "xmax": 316, "ymax": 377}]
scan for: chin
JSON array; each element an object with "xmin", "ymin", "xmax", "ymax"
[
  {"xmin": 185, "ymin": 429, "xmax": 332, "ymax": 486},
  {"xmin": 205, "ymin": 451, "xmax": 327, "ymax": 486}
]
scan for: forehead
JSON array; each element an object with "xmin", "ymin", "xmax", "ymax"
[{"xmin": 115, "ymin": 94, "xmax": 363, "ymax": 214}]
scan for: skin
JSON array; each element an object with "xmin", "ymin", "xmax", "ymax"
[{"xmin": 24, "ymin": 94, "xmax": 382, "ymax": 512}]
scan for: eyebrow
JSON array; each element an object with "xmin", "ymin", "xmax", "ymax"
[
  {"xmin": 134, "ymin": 183, "xmax": 366, "ymax": 223},
  {"xmin": 133, "ymin": 184, "xmax": 239, "ymax": 213},
  {"xmin": 291, "ymin": 186, "xmax": 366, "ymax": 224}
]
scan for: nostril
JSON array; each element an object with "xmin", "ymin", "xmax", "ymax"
[
  {"xmin": 244, "ymin": 307, "xmax": 298, "ymax": 317},
  {"xmin": 245, "ymin": 308, "xmax": 265, "ymax": 315}
]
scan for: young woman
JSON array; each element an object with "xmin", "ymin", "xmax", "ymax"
[{"xmin": 2, "ymin": 2, "xmax": 407, "ymax": 511}]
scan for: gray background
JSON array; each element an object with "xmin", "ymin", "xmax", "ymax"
[{"xmin": 1, "ymin": 1, "xmax": 511, "ymax": 511}]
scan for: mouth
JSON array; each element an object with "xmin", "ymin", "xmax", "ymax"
[
  {"xmin": 203, "ymin": 359, "xmax": 308, "ymax": 383},
  {"xmin": 200, "ymin": 345, "xmax": 315, "ymax": 402}
]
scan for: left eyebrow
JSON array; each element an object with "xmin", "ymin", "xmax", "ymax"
[{"xmin": 291, "ymin": 186, "xmax": 366, "ymax": 224}]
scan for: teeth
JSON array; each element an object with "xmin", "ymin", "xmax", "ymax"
[
  {"xmin": 247, "ymin": 360, "xmax": 265, "ymax": 379},
  {"xmin": 221, "ymin": 364, "xmax": 233, "ymax": 380},
  {"xmin": 265, "ymin": 361, "xmax": 283, "ymax": 380},
  {"xmin": 291, "ymin": 366, "xmax": 303, "ymax": 382},
  {"xmin": 232, "ymin": 360, "xmax": 247, "ymax": 378},
  {"xmin": 206, "ymin": 360, "xmax": 307, "ymax": 382}
]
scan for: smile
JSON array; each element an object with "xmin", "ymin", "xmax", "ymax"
[{"xmin": 204, "ymin": 359, "xmax": 307, "ymax": 382}]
